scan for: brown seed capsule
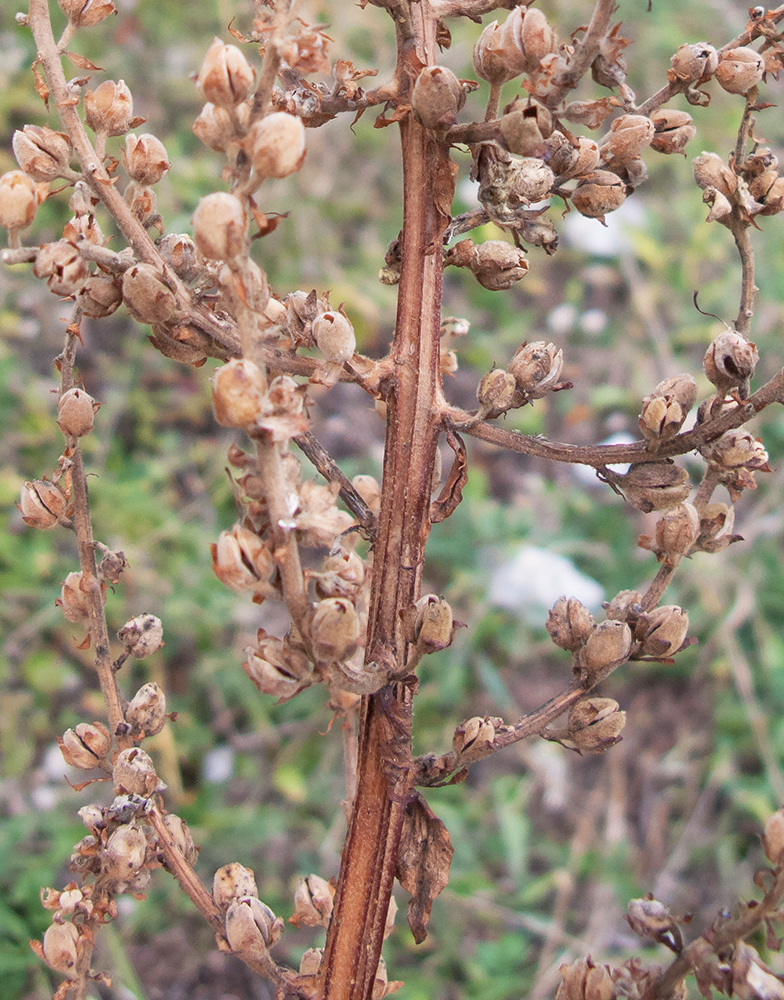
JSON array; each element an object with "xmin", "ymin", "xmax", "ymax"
[
  {"xmin": 0, "ymin": 169, "xmax": 37, "ymax": 232},
  {"xmin": 582, "ymin": 620, "xmax": 632, "ymax": 672},
  {"xmin": 126, "ymin": 682, "xmax": 167, "ymax": 737},
  {"xmin": 669, "ymin": 42, "xmax": 719, "ymax": 83},
  {"xmin": 56, "ymin": 570, "xmax": 94, "ymax": 624},
  {"xmin": 192, "ymin": 191, "xmax": 248, "ymax": 263},
  {"xmin": 757, "ymin": 176, "xmax": 784, "ymax": 216},
  {"xmin": 639, "ymin": 374, "xmax": 697, "ymax": 447},
  {"xmin": 618, "ymin": 461, "xmax": 691, "ymax": 513},
  {"xmin": 503, "ymin": 6, "xmax": 559, "ymax": 74},
  {"xmin": 654, "ymin": 502, "xmax": 700, "ymax": 556},
  {"xmin": 122, "ymin": 263, "xmax": 178, "ymax": 325},
  {"xmin": 452, "ymin": 716, "xmax": 496, "ymax": 757},
  {"xmin": 113, "ymin": 746, "xmax": 163, "ymax": 797},
  {"xmin": 117, "ymin": 613, "xmax": 163, "ymax": 658},
  {"xmin": 213, "ymin": 862, "xmax": 259, "ymax": 910},
  {"xmin": 198, "ymin": 37, "xmax": 256, "ymax": 109},
  {"xmin": 704, "ymin": 330, "xmax": 758, "ymax": 397},
  {"xmin": 469, "ymin": 240, "xmax": 529, "ymax": 291},
  {"xmin": 103, "ymin": 824, "xmax": 147, "ymax": 881},
  {"xmin": 122, "ymin": 133, "xmax": 170, "ymax": 186},
  {"xmin": 246, "ymin": 112, "xmax": 306, "ymax": 180},
  {"xmin": 567, "ymin": 696, "xmax": 626, "ymax": 753},
  {"xmin": 192, "ymin": 101, "xmax": 249, "ymax": 152},
  {"xmin": 244, "ymin": 639, "xmax": 310, "ymax": 701},
  {"xmin": 411, "ymin": 65, "xmax": 465, "ymax": 130},
  {"xmin": 603, "ymin": 590, "xmax": 642, "ymax": 622},
  {"xmin": 637, "ymin": 605, "xmax": 689, "ymax": 657},
  {"xmin": 351, "ymin": 474, "xmax": 381, "ymax": 517},
  {"xmin": 763, "ymin": 809, "xmax": 784, "ymax": 865},
  {"xmin": 703, "ymin": 428, "xmax": 769, "ymax": 470},
  {"xmin": 477, "ymin": 368, "xmax": 517, "ymax": 412},
  {"xmin": 546, "ymin": 596, "xmax": 596, "ymax": 651},
  {"xmin": 693, "ymin": 152, "xmax": 737, "ymax": 198},
  {"xmin": 732, "ymin": 944, "xmax": 784, "ymax": 1000},
  {"xmin": 507, "ymin": 341, "xmax": 564, "ymax": 398},
  {"xmin": 162, "ymin": 814, "xmax": 198, "ymax": 867},
  {"xmin": 650, "ymin": 109, "xmax": 696, "ymax": 156},
  {"xmin": 19, "ymin": 479, "xmax": 68, "ymax": 529},
  {"xmin": 12, "ymin": 125, "xmax": 72, "ymax": 182},
  {"xmin": 211, "ymin": 523, "xmax": 274, "ymax": 592},
  {"xmin": 311, "ymin": 598, "xmax": 361, "ymax": 663},
  {"xmin": 571, "ymin": 170, "xmax": 627, "ymax": 221},
  {"xmin": 226, "ymin": 897, "xmax": 283, "ymax": 956},
  {"xmin": 156, "ymin": 234, "xmax": 200, "ymax": 282},
  {"xmin": 414, "ymin": 594, "xmax": 455, "ymax": 653},
  {"xmin": 498, "ymin": 103, "xmax": 550, "ymax": 157},
  {"xmin": 33, "ymin": 241, "xmax": 88, "ymax": 298},
  {"xmin": 716, "ymin": 46, "xmax": 765, "ymax": 95},
  {"xmin": 58, "ymin": 721, "xmax": 112, "ymax": 770},
  {"xmin": 600, "ymin": 114, "xmax": 655, "ymax": 163},
  {"xmin": 85, "ymin": 80, "xmax": 134, "ymax": 136},
  {"xmin": 556, "ymin": 958, "xmax": 613, "ymax": 1000},
  {"xmin": 316, "ymin": 547, "xmax": 366, "ymax": 600},
  {"xmin": 41, "ymin": 921, "xmax": 79, "ymax": 976},
  {"xmin": 627, "ymin": 897, "xmax": 681, "ymax": 945},
  {"xmin": 77, "ymin": 274, "xmax": 122, "ymax": 319},
  {"xmin": 58, "ymin": 0, "xmax": 115, "ymax": 27},
  {"xmin": 313, "ymin": 309, "xmax": 356, "ymax": 363},
  {"xmin": 211, "ymin": 359, "xmax": 266, "ymax": 429},
  {"xmin": 290, "ymin": 874, "xmax": 335, "ymax": 928},
  {"xmin": 473, "ymin": 20, "xmax": 527, "ymax": 85}
]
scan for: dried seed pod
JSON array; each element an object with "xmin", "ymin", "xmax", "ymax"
[
  {"xmin": 244, "ymin": 644, "xmax": 310, "ymax": 701},
  {"xmin": 316, "ymin": 546, "xmax": 366, "ymax": 600},
  {"xmin": 617, "ymin": 461, "xmax": 691, "ymax": 513},
  {"xmin": 571, "ymin": 170, "xmax": 627, "ymax": 221},
  {"xmin": 225, "ymin": 896, "xmax": 283, "ymax": 956},
  {"xmin": 84, "ymin": 80, "xmax": 134, "ymax": 136},
  {"xmin": 669, "ymin": 42, "xmax": 719, "ymax": 83},
  {"xmin": 411, "ymin": 65, "xmax": 465, "ymax": 130},
  {"xmin": 125, "ymin": 178, "xmax": 158, "ymax": 228},
  {"xmin": 112, "ymin": 746, "xmax": 163, "ymax": 796},
  {"xmin": 122, "ymin": 263, "xmax": 177, "ymax": 325},
  {"xmin": 546, "ymin": 596, "xmax": 596, "ymax": 651},
  {"xmin": 58, "ymin": 721, "xmax": 112, "ymax": 770},
  {"xmin": 469, "ymin": 240, "xmax": 530, "ymax": 291},
  {"xmin": 654, "ymin": 502, "xmax": 700, "ymax": 556},
  {"xmin": 414, "ymin": 594, "xmax": 455, "ymax": 653},
  {"xmin": 19, "ymin": 479, "xmax": 68, "ymax": 529},
  {"xmin": 600, "ymin": 114, "xmax": 654, "ymax": 163},
  {"xmin": 556, "ymin": 957, "xmax": 613, "ymax": 1000},
  {"xmin": 311, "ymin": 598, "xmax": 361, "ymax": 662},
  {"xmin": 582, "ymin": 620, "xmax": 632, "ymax": 672},
  {"xmin": 603, "ymin": 590, "xmax": 642, "ymax": 622},
  {"xmin": 499, "ymin": 104, "xmax": 550, "ymax": 157},
  {"xmin": 650, "ymin": 109, "xmax": 696, "ymax": 156},
  {"xmin": 696, "ymin": 501, "xmax": 737, "ymax": 552},
  {"xmin": 0, "ymin": 169, "xmax": 37, "ymax": 233},
  {"xmin": 473, "ymin": 20, "xmax": 527, "ymax": 85},
  {"xmin": 122, "ymin": 133, "xmax": 170, "ymax": 186},
  {"xmin": 693, "ymin": 152, "xmax": 737, "ymax": 198},
  {"xmin": 639, "ymin": 374, "xmax": 697, "ymax": 447},
  {"xmin": 197, "ymin": 37, "xmax": 256, "ymax": 108},
  {"xmin": 63, "ymin": 212, "xmax": 104, "ymax": 245},
  {"xmin": 126, "ymin": 682, "xmax": 167, "ymax": 737},
  {"xmin": 703, "ymin": 330, "xmax": 758, "ymax": 397},
  {"xmin": 627, "ymin": 897, "xmax": 682, "ymax": 949},
  {"xmin": 703, "ymin": 428, "xmax": 769, "ymax": 470},
  {"xmin": 548, "ymin": 133, "xmax": 600, "ymax": 180},
  {"xmin": 117, "ymin": 613, "xmax": 163, "ymax": 659},
  {"xmin": 636, "ymin": 605, "xmax": 689, "ymax": 657},
  {"xmin": 57, "ymin": 571, "xmax": 94, "ymax": 624},
  {"xmin": 756, "ymin": 176, "xmax": 784, "ymax": 216},
  {"xmin": 452, "ymin": 716, "xmax": 496, "ymax": 757},
  {"xmin": 103, "ymin": 824, "xmax": 147, "ymax": 881},
  {"xmin": 162, "ymin": 813, "xmax": 198, "ymax": 867},
  {"xmin": 211, "ymin": 522, "xmax": 274, "ymax": 591},
  {"xmin": 289, "ymin": 874, "xmax": 335, "ymax": 928},
  {"xmin": 211, "ymin": 358, "xmax": 266, "ymax": 429},
  {"xmin": 58, "ymin": 0, "xmax": 115, "ymax": 27},
  {"xmin": 32, "ymin": 241, "xmax": 88, "ymax": 298},
  {"xmin": 214, "ymin": 862, "xmax": 259, "ymax": 909},
  {"xmin": 477, "ymin": 368, "xmax": 517, "ymax": 413},
  {"xmin": 716, "ymin": 46, "xmax": 765, "ymax": 95},
  {"xmin": 507, "ymin": 341, "xmax": 564, "ymax": 398},
  {"xmin": 41, "ymin": 921, "xmax": 80, "ymax": 976},
  {"xmin": 156, "ymin": 234, "xmax": 199, "ymax": 282},
  {"xmin": 192, "ymin": 101, "xmax": 248, "ymax": 152},
  {"xmin": 247, "ymin": 112, "xmax": 306, "ymax": 180},
  {"xmin": 12, "ymin": 125, "xmax": 72, "ymax": 182},
  {"xmin": 731, "ymin": 944, "xmax": 784, "ymax": 1000},
  {"xmin": 567, "ymin": 696, "xmax": 626, "ymax": 753},
  {"xmin": 503, "ymin": 6, "xmax": 559, "ymax": 73},
  {"xmin": 313, "ymin": 309, "xmax": 356, "ymax": 363},
  {"xmin": 192, "ymin": 191, "xmax": 248, "ymax": 264},
  {"xmin": 763, "ymin": 809, "xmax": 784, "ymax": 865},
  {"xmin": 77, "ymin": 274, "xmax": 123, "ymax": 318}
]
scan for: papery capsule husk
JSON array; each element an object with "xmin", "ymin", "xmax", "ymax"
[
  {"xmin": 126, "ymin": 681, "xmax": 167, "ymax": 736},
  {"xmin": 289, "ymin": 873, "xmax": 335, "ymax": 928},
  {"xmin": 636, "ymin": 605, "xmax": 690, "ymax": 657},
  {"xmin": 41, "ymin": 921, "xmax": 80, "ymax": 975},
  {"xmin": 0, "ymin": 169, "xmax": 37, "ymax": 231},
  {"xmin": 102, "ymin": 823, "xmax": 147, "ymax": 880},
  {"xmin": 311, "ymin": 598, "xmax": 361, "ymax": 662},
  {"xmin": 246, "ymin": 112, "xmax": 306, "ymax": 180},
  {"xmin": 581, "ymin": 620, "xmax": 632, "ymax": 672},
  {"xmin": 112, "ymin": 746, "xmax": 164, "ymax": 796},
  {"xmin": 213, "ymin": 862, "xmax": 259, "ymax": 909},
  {"xmin": 546, "ymin": 596, "xmax": 595, "ymax": 651},
  {"xmin": 118, "ymin": 613, "xmax": 164, "ymax": 658},
  {"xmin": 211, "ymin": 359, "xmax": 266, "ymax": 429},
  {"xmin": 411, "ymin": 65, "xmax": 464, "ymax": 130},
  {"xmin": 84, "ymin": 80, "xmax": 134, "ymax": 136}
]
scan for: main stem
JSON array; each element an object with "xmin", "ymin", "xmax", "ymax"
[{"xmin": 320, "ymin": 6, "xmax": 454, "ymax": 999}]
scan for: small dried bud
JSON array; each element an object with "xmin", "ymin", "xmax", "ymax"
[
  {"xmin": 703, "ymin": 330, "xmax": 758, "ymax": 397},
  {"xmin": 213, "ymin": 862, "xmax": 259, "ymax": 910},
  {"xmin": 693, "ymin": 152, "xmax": 737, "ymax": 198},
  {"xmin": 716, "ymin": 46, "xmax": 765, "ymax": 95},
  {"xmin": 247, "ymin": 112, "xmax": 306, "ymax": 180},
  {"xmin": 113, "ymin": 747, "xmax": 163, "ymax": 796},
  {"xmin": 414, "ymin": 594, "xmax": 455, "ymax": 653},
  {"xmin": 703, "ymin": 428, "xmax": 769, "ymax": 470},
  {"xmin": 0, "ymin": 170, "xmax": 37, "ymax": 232},
  {"xmin": 601, "ymin": 114, "xmax": 655, "ymax": 163},
  {"xmin": 19, "ymin": 479, "xmax": 68, "ymax": 529},
  {"xmin": 452, "ymin": 716, "xmax": 496, "ymax": 757},
  {"xmin": 639, "ymin": 374, "xmax": 697, "ymax": 447},
  {"xmin": 77, "ymin": 274, "xmax": 122, "ymax": 318},
  {"xmin": 211, "ymin": 358, "xmax": 266, "ymax": 428},
  {"xmin": 58, "ymin": 721, "xmax": 112, "ymax": 769},
  {"xmin": 13, "ymin": 125, "xmax": 72, "ymax": 182},
  {"xmin": 122, "ymin": 133, "xmax": 170, "ymax": 186},
  {"xmin": 122, "ymin": 263, "xmax": 178, "ymax": 325},
  {"xmin": 618, "ymin": 461, "xmax": 691, "ymax": 513},
  {"xmin": 473, "ymin": 20, "xmax": 526, "ymax": 85},
  {"xmin": 669, "ymin": 42, "xmax": 719, "ymax": 83},
  {"xmin": 197, "ymin": 38, "xmax": 256, "ymax": 108},
  {"xmin": 33, "ymin": 241, "xmax": 88, "ymax": 297},
  {"xmin": 654, "ymin": 503, "xmax": 700, "ymax": 556},
  {"xmin": 650, "ymin": 109, "xmax": 696, "ymax": 156},
  {"xmin": 568, "ymin": 696, "xmax": 626, "ymax": 753},
  {"xmin": 162, "ymin": 814, "xmax": 198, "ymax": 867},
  {"xmin": 192, "ymin": 191, "xmax": 248, "ymax": 263},
  {"xmin": 300, "ymin": 948, "xmax": 324, "ymax": 975},
  {"xmin": 115, "ymin": 614, "xmax": 163, "ymax": 661},
  {"xmin": 41, "ymin": 921, "xmax": 79, "ymax": 976},
  {"xmin": 582, "ymin": 620, "xmax": 632, "ymax": 672},
  {"xmin": 763, "ymin": 809, "xmax": 784, "ymax": 865},
  {"xmin": 58, "ymin": 0, "xmax": 115, "ymax": 27},
  {"xmin": 57, "ymin": 570, "xmax": 96, "ymax": 624},
  {"xmin": 126, "ymin": 682, "xmax": 167, "ymax": 737},
  {"xmin": 571, "ymin": 170, "xmax": 627, "ymax": 221},
  {"xmin": 470, "ymin": 240, "xmax": 530, "ymax": 291},
  {"xmin": 504, "ymin": 7, "xmax": 559, "ymax": 74},
  {"xmin": 507, "ymin": 341, "xmax": 564, "ymax": 398},
  {"xmin": 352, "ymin": 474, "xmax": 381, "ymax": 517},
  {"xmin": 85, "ymin": 80, "xmax": 134, "ymax": 136},
  {"xmin": 226, "ymin": 897, "xmax": 283, "ymax": 956},
  {"xmin": 636, "ymin": 605, "xmax": 690, "ymax": 657},
  {"xmin": 411, "ymin": 65, "xmax": 464, "ymax": 130},
  {"xmin": 313, "ymin": 309, "xmax": 356, "ymax": 363},
  {"xmin": 477, "ymin": 368, "xmax": 517, "ymax": 412},
  {"xmin": 312, "ymin": 598, "xmax": 361, "ymax": 662},
  {"xmin": 290, "ymin": 874, "xmax": 334, "ymax": 928},
  {"xmin": 627, "ymin": 897, "xmax": 681, "ymax": 948},
  {"xmin": 546, "ymin": 597, "xmax": 596, "ymax": 651},
  {"xmin": 211, "ymin": 522, "xmax": 274, "ymax": 592},
  {"xmin": 103, "ymin": 824, "xmax": 147, "ymax": 880}
]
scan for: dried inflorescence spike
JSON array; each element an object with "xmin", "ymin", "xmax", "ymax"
[
  {"xmin": 197, "ymin": 37, "xmax": 256, "ymax": 108},
  {"xmin": 213, "ymin": 862, "xmax": 259, "ymax": 910},
  {"xmin": 638, "ymin": 374, "xmax": 697, "ymax": 449},
  {"xmin": 411, "ymin": 65, "xmax": 465, "ymax": 130},
  {"xmin": 58, "ymin": 721, "xmax": 112, "ymax": 770},
  {"xmin": 12, "ymin": 125, "xmax": 73, "ymax": 182},
  {"xmin": 19, "ymin": 479, "xmax": 69, "ymax": 529},
  {"xmin": 703, "ymin": 330, "xmax": 758, "ymax": 398},
  {"xmin": 126, "ymin": 682, "xmax": 167, "ymax": 737},
  {"xmin": 246, "ymin": 112, "xmax": 306, "ymax": 180},
  {"xmin": 85, "ymin": 80, "xmax": 134, "ymax": 136},
  {"xmin": 546, "ymin": 597, "xmax": 596, "ymax": 651},
  {"xmin": 289, "ymin": 873, "xmax": 335, "ymax": 928}
]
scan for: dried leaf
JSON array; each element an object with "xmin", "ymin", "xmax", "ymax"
[
  {"xmin": 250, "ymin": 206, "xmax": 289, "ymax": 238},
  {"xmin": 396, "ymin": 791, "xmax": 453, "ymax": 944},
  {"xmin": 429, "ymin": 430, "xmax": 466, "ymax": 523},
  {"xmin": 64, "ymin": 51, "xmax": 103, "ymax": 71},
  {"xmin": 374, "ymin": 104, "xmax": 411, "ymax": 128},
  {"xmin": 436, "ymin": 20, "xmax": 452, "ymax": 50},
  {"xmin": 32, "ymin": 60, "xmax": 50, "ymax": 109},
  {"xmin": 227, "ymin": 18, "xmax": 250, "ymax": 43},
  {"xmin": 431, "ymin": 156, "xmax": 459, "ymax": 244}
]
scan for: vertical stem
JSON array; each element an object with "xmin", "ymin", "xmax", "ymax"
[{"xmin": 321, "ymin": 6, "xmax": 455, "ymax": 999}]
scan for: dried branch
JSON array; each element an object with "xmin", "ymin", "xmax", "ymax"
[{"xmin": 293, "ymin": 431, "xmax": 377, "ymax": 537}]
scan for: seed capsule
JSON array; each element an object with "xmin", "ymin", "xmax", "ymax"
[
  {"xmin": 638, "ymin": 374, "xmax": 697, "ymax": 447},
  {"xmin": 41, "ymin": 921, "xmax": 79, "ymax": 976},
  {"xmin": 650, "ymin": 110, "xmax": 696, "ymax": 156},
  {"xmin": 290, "ymin": 874, "xmax": 334, "ymax": 928},
  {"xmin": 192, "ymin": 191, "xmax": 248, "ymax": 264},
  {"xmin": 477, "ymin": 368, "xmax": 517, "ymax": 413},
  {"xmin": 715, "ymin": 46, "xmax": 765, "ymax": 95},
  {"xmin": 58, "ymin": 721, "xmax": 112, "ymax": 769},
  {"xmin": 571, "ymin": 170, "xmax": 627, "ymax": 221},
  {"xmin": 211, "ymin": 359, "xmax": 266, "ymax": 429},
  {"xmin": 58, "ymin": 0, "xmax": 115, "ymax": 27},
  {"xmin": 617, "ymin": 461, "xmax": 691, "ymax": 513},
  {"xmin": 469, "ymin": 240, "xmax": 529, "ymax": 291},
  {"xmin": 313, "ymin": 309, "xmax": 356, "ymax": 363},
  {"xmin": 636, "ymin": 605, "xmax": 689, "ymax": 657},
  {"xmin": 12, "ymin": 125, "xmax": 72, "ymax": 182},
  {"xmin": 693, "ymin": 152, "xmax": 737, "ymax": 198},
  {"xmin": 225, "ymin": 897, "xmax": 283, "ymax": 957},
  {"xmin": 507, "ymin": 341, "xmax": 564, "ymax": 398},
  {"xmin": 414, "ymin": 594, "xmax": 455, "ymax": 653},
  {"xmin": 473, "ymin": 20, "xmax": 526, "ymax": 85},
  {"xmin": 703, "ymin": 428, "xmax": 769, "ymax": 470},
  {"xmin": 211, "ymin": 522, "xmax": 274, "ymax": 591},
  {"xmin": 546, "ymin": 597, "xmax": 595, "ymax": 651},
  {"xmin": 197, "ymin": 37, "xmax": 256, "ymax": 108},
  {"xmin": 33, "ymin": 241, "xmax": 88, "ymax": 298},
  {"xmin": 654, "ymin": 502, "xmax": 700, "ymax": 557},
  {"xmin": 19, "ymin": 479, "xmax": 68, "ymax": 529},
  {"xmin": 502, "ymin": 7, "xmax": 559, "ymax": 74},
  {"xmin": 567, "ymin": 697, "xmax": 626, "ymax": 753},
  {"xmin": 669, "ymin": 42, "xmax": 719, "ymax": 83},
  {"xmin": 56, "ymin": 571, "xmax": 94, "ymax": 624},
  {"xmin": 103, "ymin": 824, "xmax": 147, "ymax": 880},
  {"xmin": 213, "ymin": 862, "xmax": 259, "ymax": 910},
  {"xmin": 311, "ymin": 598, "xmax": 361, "ymax": 663},
  {"xmin": 703, "ymin": 330, "xmax": 758, "ymax": 397},
  {"xmin": 452, "ymin": 716, "xmax": 496, "ymax": 757},
  {"xmin": 582, "ymin": 621, "xmax": 632, "ymax": 672},
  {"xmin": 112, "ymin": 747, "xmax": 163, "ymax": 796},
  {"xmin": 600, "ymin": 114, "xmax": 655, "ymax": 163},
  {"xmin": 85, "ymin": 80, "xmax": 134, "ymax": 136},
  {"xmin": 126, "ymin": 682, "xmax": 167, "ymax": 737},
  {"xmin": 763, "ymin": 809, "xmax": 784, "ymax": 865},
  {"xmin": 117, "ymin": 613, "xmax": 164, "ymax": 659},
  {"xmin": 122, "ymin": 133, "xmax": 170, "ymax": 186},
  {"xmin": 411, "ymin": 65, "xmax": 464, "ymax": 130},
  {"xmin": 246, "ymin": 112, "xmax": 306, "ymax": 180},
  {"xmin": 162, "ymin": 814, "xmax": 198, "ymax": 867},
  {"xmin": 0, "ymin": 170, "xmax": 37, "ymax": 232},
  {"xmin": 77, "ymin": 274, "xmax": 123, "ymax": 318}
]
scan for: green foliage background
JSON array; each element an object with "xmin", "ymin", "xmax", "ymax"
[{"xmin": 2, "ymin": 1, "xmax": 784, "ymax": 999}]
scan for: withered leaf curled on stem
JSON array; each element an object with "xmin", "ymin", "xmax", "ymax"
[{"xmin": 395, "ymin": 792, "xmax": 454, "ymax": 945}]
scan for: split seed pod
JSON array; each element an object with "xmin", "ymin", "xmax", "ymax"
[
  {"xmin": 638, "ymin": 374, "xmax": 697, "ymax": 448},
  {"xmin": 507, "ymin": 341, "xmax": 564, "ymax": 398},
  {"xmin": 225, "ymin": 897, "xmax": 283, "ymax": 957},
  {"xmin": 703, "ymin": 330, "xmax": 758, "ymax": 397},
  {"xmin": 636, "ymin": 605, "xmax": 690, "ymax": 657},
  {"xmin": 122, "ymin": 263, "xmax": 178, "ymax": 325},
  {"xmin": 19, "ymin": 479, "xmax": 68, "ymax": 529},
  {"xmin": 0, "ymin": 170, "xmax": 37, "ymax": 232},
  {"xmin": 58, "ymin": 721, "xmax": 112, "ymax": 769},
  {"xmin": 118, "ymin": 613, "xmax": 164, "ymax": 659},
  {"xmin": 197, "ymin": 37, "xmax": 256, "ymax": 108},
  {"xmin": 213, "ymin": 862, "xmax": 259, "ymax": 909},
  {"xmin": 84, "ymin": 80, "xmax": 134, "ymax": 136},
  {"xmin": 473, "ymin": 20, "xmax": 526, "ymax": 84},
  {"xmin": 13, "ymin": 125, "xmax": 72, "ymax": 182},
  {"xmin": 546, "ymin": 596, "xmax": 595, "ymax": 651},
  {"xmin": 715, "ymin": 47, "xmax": 765, "ymax": 95},
  {"xmin": 122, "ymin": 133, "xmax": 170, "ymax": 186},
  {"xmin": 581, "ymin": 621, "xmax": 632, "ymax": 673},
  {"xmin": 112, "ymin": 746, "xmax": 163, "ymax": 797}
]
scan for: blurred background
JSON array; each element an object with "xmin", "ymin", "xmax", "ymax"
[{"xmin": 2, "ymin": 1, "xmax": 784, "ymax": 998}]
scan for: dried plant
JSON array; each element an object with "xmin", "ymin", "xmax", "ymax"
[{"xmin": 7, "ymin": 0, "xmax": 784, "ymax": 998}]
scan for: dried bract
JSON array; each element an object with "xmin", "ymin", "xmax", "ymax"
[
  {"xmin": 102, "ymin": 824, "xmax": 147, "ymax": 881},
  {"xmin": 567, "ymin": 696, "xmax": 626, "ymax": 753},
  {"xmin": 556, "ymin": 957, "xmax": 613, "ymax": 1000},
  {"xmin": 635, "ymin": 605, "xmax": 690, "ymax": 657},
  {"xmin": 117, "ymin": 613, "xmax": 163, "ymax": 659},
  {"xmin": 122, "ymin": 263, "xmax": 177, "ymax": 325},
  {"xmin": 763, "ymin": 808, "xmax": 784, "ymax": 865},
  {"xmin": 600, "ymin": 114, "xmax": 654, "ymax": 163},
  {"xmin": 211, "ymin": 523, "xmax": 274, "ymax": 592},
  {"xmin": 653, "ymin": 502, "xmax": 700, "ymax": 557},
  {"xmin": 581, "ymin": 621, "xmax": 632, "ymax": 674},
  {"xmin": 77, "ymin": 274, "xmax": 122, "ymax": 318},
  {"xmin": 503, "ymin": 7, "xmax": 559, "ymax": 74},
  {"xmin": 477, "ymin": 368, "xmax": 517, "ymax": 413},
  {"xmin": 56, "ymin": 570, "xmax": 98, "ymax": 624},
  {"xmin": 162, "ymin": 814, "xmax": 198, "ymax": 867},
  {"xmin": 702, "ymin": 428, "xmax": 769, "ymax": 471},
  {"xmin": 414, "ymin": 594, "xmax": 455, "ymax": 653},
  {"xmin": 693, "ymin": 152, "xmax": 737, "ymax": 198}
]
